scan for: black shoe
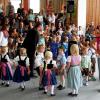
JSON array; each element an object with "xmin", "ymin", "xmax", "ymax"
[
  {"xmin": 58, "ymin": 86, "xmax": 65, "ymax": 90},
  {"xmin": 51, "ymin": 94, "xmax": 56, "ymax": 96},
  {"xmin": 57, "ymin": 85, "xmax": 62, "ymax": 89},
  {"xmin": 68, "ymin": 92, "xmax": 73, "ymax": 96},
  {"xmin": 5, "ymin": 84, "xmax": 9, "ymax": 87},
  {"xmin": 21, "ymin": 86, "xmax": 25, "ymax": 91},
  {"xmin": 1, "ymin": 82, "xmax": 5, "ymax": 86},
  {"xmin": 71, "ymin": 94, "xmax": 78, "ymax": 97},
  {"xmin": 39, "ymin": 87, "xmax": 44, "ymax": 90},
  {"xmin": 21, "ymin": 87, "xmax": 25, "ymax": 91},
  {"xmin": 43, "ymin": 91, "xmax": 47, "ymax": 94}
]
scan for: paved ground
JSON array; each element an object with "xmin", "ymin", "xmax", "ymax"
[
  {"xmin": 0, "ymin": 59, "xmax": 100, "ymax": 100},
  {"xmin": 0, "ymin": 77, "xmax": 100, "ymax": 100}
]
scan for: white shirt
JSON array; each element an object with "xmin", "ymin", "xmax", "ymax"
[
  {"xmin": 35, "ymin": 52, "xmax": 44, "ymax": 67},
  {"xmin": 51, "ymin": 15, "xmax": 56, "ymax": 24},
  {"xmin": 78, "ymin": 29, "xmax": 84, "ymax": 36},
  {"xmin": 48, "ymin": 15, "xmax": 52, "ymax": 23},
  {"xmin": 38, "ymin": 15, "xmax": 43, "ymax": 23},
  {"xmin": 0, "ymin": 31, "xmax": 8, "ymax": 46},
  {"xmin": 0, "ymin": 53, "xmax": 12, "ymax": 64},
  {"xmin": 88, "ymin": 48, "xmax": 96, "ymax": 58},
  {"xmin": 14, "ymin": 56, "xmax": 30, "ymax": 67}
]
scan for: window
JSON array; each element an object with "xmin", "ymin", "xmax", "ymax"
[
  {"xmin": 30, "ymin": 0, "xmax": 40, "ymax": 13},
  {"xmin": 10, "ymin": 0, "xmax": 21, "ymax": 13}
]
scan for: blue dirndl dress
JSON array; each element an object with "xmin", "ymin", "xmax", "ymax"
[
  {"xmin": 0, "ymin": 55, "xmax": 13, "ymax": 81},
  {"xmin": 67, "ymin": 65, "xmax": 83, "ymax": 90},
  {"xmin": 42, "ymin": 61, "xmax": 57, "ymax": 86},
  {"xmin": 50, "ymin": 42, "xmax": 59, "ymax": 59},
  {"xmin": 13, "ymin": 56, "xmax": 30, "ymax": 83}
]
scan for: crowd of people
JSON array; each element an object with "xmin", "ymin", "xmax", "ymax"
[{"xmin": 0, "ymin": 2, "xmax": 100, "ymax": 97}]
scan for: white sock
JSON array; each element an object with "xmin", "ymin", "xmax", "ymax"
[
  {"xmin": 23, "ymin": 82, "xmax": 25, "ymax": 86},
  {"xmin": 86, "ymin": 76, "xmax": 89, "ymax": 82},
  {"xmin": 44, "ymin": 86, "xmax": 48, "ymax": 92},
  {"xmin": 6, "ymin": 81, "xmax": 9, "ymax": 85},
  {"xmin": 62, "ymin": 78, "xmax": 65, "ymax": 87},
  {"xmin": 75, "ymin": 89, "xmax": 79, "ymax": 94},
  {"xmin": 72, "ymin": 89, "xmax": 76, "ymax": 94},
  {"xmin": 51, "ymin": 85, "xmax": 55, "ymax": 94},
  {"xmin": 59, "ymin": 76, "xmax": 62, "ymax": 85},
  {"xmin": 21, "ymin": 82, "xmax": 24, "ymax": 88}
]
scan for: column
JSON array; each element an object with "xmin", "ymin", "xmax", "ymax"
[
  {"xmin": 78, "ymin": 0, "xmax": 86, "ymax": 34},
  {"xmin": 23, "ymin": 0, "xmax": 29, "ymax": 12}
]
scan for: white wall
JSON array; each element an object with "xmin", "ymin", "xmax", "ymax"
[
  {"xmin": 78, "ymin": 0, "xmax": 86, "ymax": 34},
  {"xmin": 29, "ymin": 0, "xmax": 40, "ymax": 13},
  {"xmin": 10, "ymin": 0, "xmax": 21, "ymax": 13}
]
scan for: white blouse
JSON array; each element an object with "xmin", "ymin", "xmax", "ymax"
[
  {"xmin": 14, "ymin": 56, "xmax": 30, "ymax": 67},
  {"xmin": 35, "ymin": 52, "xmax": 44, "ymax": 68},
  {"xmin": 0, "ymin": 31, "xmax": 8, "ymax": 46}
]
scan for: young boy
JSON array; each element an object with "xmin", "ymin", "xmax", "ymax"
[
  {"xmin": 81, "ymin": 47, "xmax": 91, "ymax": 86},
  {"xmin": 57, "ymin": 46, "xmax": 67, "ymax": 90}
]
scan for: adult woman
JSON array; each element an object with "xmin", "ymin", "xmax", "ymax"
[
  {"xmin": 0, "ymin": 25, "xmax": 9, "ymax": 47},
  {"xmin": 67, "ymin": 44, "xmax": 82, "ymax": 97}
]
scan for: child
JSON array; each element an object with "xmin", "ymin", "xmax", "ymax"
[
  {"xmin": 42, "ymin": 51, "xmax": 57, "ymax": 96},
  {"xmin": 0, "ymin": 48, "xmax": 1, "ymax": 79},
  {"xmin": 81, "ymin": 47, "xmax": 91, "ymax": 86},
  {"xmin": 61, "ymin": 36, "xmax": 69, "ymax": 58},
  {"xmin": 67, "ymin": 44, "xmax": 82, "ymax": 97},
  {"xmin": 35, "ymin": 44, "xmax": 45, "ymax": 90},
  {"xmin": 88, "ymin": 41, "xmax": 97, "ymax": 81},
  {"xmin": 13, "ymin": 48, "xmax": 30, "ymax": 91},
  {"xmin": 50, "ymin": 36, "xmax": 59, "ymax": 59},
  {"xmin": 0, "ymin": 46, "xmax": 13, "ymax": 87},
  {"xmin": 16, "ymin": 35, "xmax": 24, "ymax": 56},
  {"xmin": 57, "ymin": 46, "xmax": 67, "ymax": 90}
]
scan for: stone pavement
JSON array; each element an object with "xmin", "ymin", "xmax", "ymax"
[
  {"xmin": 0, "ymin": 58, "xmax": 100, "ymax": 100},
  {"xmin": 0, "ymin": 77, "xmax": 100, "ymax": 100}
]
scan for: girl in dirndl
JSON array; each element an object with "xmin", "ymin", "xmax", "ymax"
[
  {"xmin": 67, "ymin": 44, "xmax": 82, "ymax": 97},
  {"xmin": 13, "ymin": 48, "xmax": 30, "ymax": 91},
  {"xmin": 42, "ymin": 51, "xmax": 57, "ymax": 96},
  {"xmin": 0, "ymin": 46, "xmax": 13, "ymax": 87}
]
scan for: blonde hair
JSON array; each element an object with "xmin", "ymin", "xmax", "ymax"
[
  {"xmin": 1, "ymin": 46, "xmax": 8, "ymax": 53},
  {"xmin": 70, "ymin": 44, "xmax": 79, "ymax": 56},
  {"xmin": 20, "ymin": 48, "xmax": 27, "ymax": 56},
  {"xmin": 45, "ymin": 51, "xmax": 53, "ymax": 60},
  {"xmin": 37, "ymin": 44, "xmax": 45, "ymax": 51},
  {"xmin": 82, "ymin": 46, "xmax": 88, "ymax": 54}
]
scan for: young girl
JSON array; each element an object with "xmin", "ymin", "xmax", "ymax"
[
  {"xmin": 67, "ymin": 44, "xmax": 82, "ymax": 97},
  {"xmin": 13, "ymin": 48, "xmax": 30, "ymax": 91},
  {"xmin": 42, "ymin": 51, "xmax": 57, "ymax": 96},
  {"xmin": 57, "ymin": 46, "xmax": 67, "ymax": 90},
  {"xmin": 81, "ymin": 47, "xmax": 91, "ymax": 86},
  {"xmin": 0, "ymin": 46, "xmax": 13, "ymax": 87},
  {"xmin": 35, "ymin": 44, "xmax": 45, "ymax": 90},
  {"xmin": 50, "ymin": 36, "xmax": 59, "ymax": 59},
  {"xmin": 61, "ymin": 36, "xmax": 69, "ymax": 58}
]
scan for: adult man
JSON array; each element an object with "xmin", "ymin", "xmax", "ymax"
[
  {"xmin": 17, "ymin": 3, "xmax": 24, "ymax": 17},
  {"xmin": 6, "ymin": 2, "xmax": 15, "ymax": 25},
  {"xmin": 6, "ymin": 2, "xmax": 15, "ymax": 18},
  {"xmin": 23, "ymin": 22, "xmax": 42, "ymax": 78}
]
